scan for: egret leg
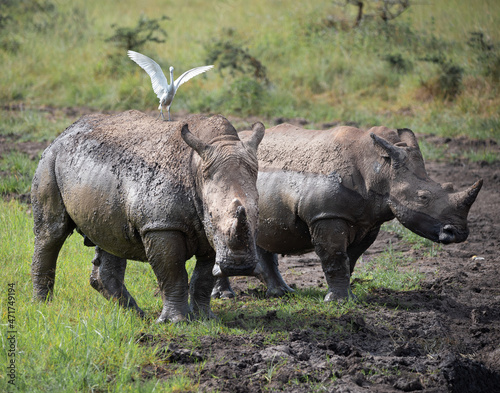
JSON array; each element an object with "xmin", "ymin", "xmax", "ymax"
[
  {"xmin": 157, "ymin": 107, "xmax": 166, "ymax": 121},
  {"xmin": 167, "ymin": 106, "xmax": 171, "ymax": 121}
]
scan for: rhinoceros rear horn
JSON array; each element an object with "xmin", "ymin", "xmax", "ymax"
[
  {"xmin": 370, "ymin": 133, "xmax": 407, "ymax": 168},
  {"xmin": 456, "ymin": 179, "xmax": 483, "ymax": 208},
  {"xmin": 181, "ymin": 123, "xmax": 208, "ymax": 156},
  {"xmin": 246, "ymin": 122, "xmax": 265, "ymax": 151}
]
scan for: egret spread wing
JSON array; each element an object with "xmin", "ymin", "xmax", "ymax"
[
  {"xmin": 127, "ymin": 50, "xmax": 169, "ymax": 99},
  {"xmin": 173, "ymin": 65, "xmax": 214, "ymax": 91}
]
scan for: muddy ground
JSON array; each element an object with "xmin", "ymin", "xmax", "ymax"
[{"xmin": 2, "ymin": 111, "xmax": 499, "ymax": 392}]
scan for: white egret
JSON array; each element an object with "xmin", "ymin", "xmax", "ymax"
[{"xmin": 128, "ymin": 50, "xmax": 213, "ymax": 121}]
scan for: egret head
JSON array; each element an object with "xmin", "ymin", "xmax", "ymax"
[{"xmin": 169, "ymin": 66, "xmax": 174, "ymax": 73}]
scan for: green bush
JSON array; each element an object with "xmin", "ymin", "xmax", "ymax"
[
  {"xmin": 420, "ymin": 56, "xmax": 464, "ymax": 101},
  {"xmin": 383, "ymin": 53, "xmax": 413, "ymax": 73},
  {"xmin": 438, "ymin": 61, "xmax": 464, "ymax": 100},
  {"xmin": 467, "ymin": 31, "xmax": 500, "ymax": 82},
  {"xmin": 105, "ymin": 15, "xmax": 169, "ymax": 51},
  {"xmin": 205, "ymin": 34, "xmax": 268, "ymax": 83}
]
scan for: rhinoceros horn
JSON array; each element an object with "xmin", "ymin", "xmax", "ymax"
[
  {"xmin": 370, "ymin": 133, "xmax": 407, "ymax": 168},
  {"xmin": 228, "ymin": 199, "xmax": 250, "ymax": 250},
  {"xmin": 453, "ymin": 179, "xmax": 483, "ymax": 208}
]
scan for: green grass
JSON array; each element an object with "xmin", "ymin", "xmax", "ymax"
[
  {"xmin": 0, "ymin": 108, "xmax": 75, "ymax": 142},
  {"xmin": 0, "ymin": 0, "xmax": 499, "ymax": 143},
  {"xmin": 381, "ymin": 220, "xmax": 441, "ymax": 256},
  {"xmin": 0, "ymin": 151, "xmax": 39, "ymax": 196},
  {"xmin": 0, "ymin": 199, "xmax": 426, "ymax": 391}
]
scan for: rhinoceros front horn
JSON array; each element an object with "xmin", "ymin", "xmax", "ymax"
[
  {"xmin": 228, "ymin": 202, "xmax": 250, "ymax": 251},
  {"xmin": 455, "ymin": 179, "xmax": 483, "ymax": 208},
  {"xmin": 370, "ymin": 133, "xmax": 407, "ymax": 168}
]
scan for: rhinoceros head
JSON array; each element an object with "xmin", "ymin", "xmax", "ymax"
[
  {"xmin": 181, "ymin": 121, "xmax": 265, "ymax": 276},
  {"xmin": 371, "ymin": 128, "xmax": 482, "ymax": 244}
]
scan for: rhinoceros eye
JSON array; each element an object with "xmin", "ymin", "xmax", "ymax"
[{"xmin": 417, "ymin": 190, "xmax": 432, "ymax": 205}]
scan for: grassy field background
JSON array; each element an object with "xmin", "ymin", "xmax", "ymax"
[
  {"xmin": 0, "ymin": 0, "xmax": 498, "ymax": 391},
  {"xmin": 1, "ymin": 0, "xmax": 499, "ymax": 138}
]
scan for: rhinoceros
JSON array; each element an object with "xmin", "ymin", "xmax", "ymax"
[
  {"xmin": 210, "ymin": 124, "xmax": 482, "ymax": 301},
  {"xmin": 31, "ymin": 110, "xmax": 265, "ymax": 322}
]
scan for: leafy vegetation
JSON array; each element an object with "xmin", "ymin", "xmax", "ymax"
[{"xmin": 105, "ymin": 15, "xmax": 169, "ymax": 51}]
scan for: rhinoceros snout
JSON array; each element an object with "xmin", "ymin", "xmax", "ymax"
[{"xmin": 439, "ymin": 224, "xmax": 468, "ymax": 244}]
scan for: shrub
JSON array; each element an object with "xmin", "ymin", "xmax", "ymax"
[
  {"xmin": 105, "ymin": 15, "xmax": 169, "ymax": 51},
  {"xmin": 467, "ymin": 31, "xmax": 500, "ymax": 82},
  {"xmin": 420, "ymin": 56, "xmax": 464, "ymax": 101},
  {"xmin": 437, "ymin": 61, "xmax": 463, "ymax": 100},
  {"xmin": 205, "ymin": 32, "xmax": 268, "ymax": 83},
  {"xmin": 383, "ymin": 53, "xmax": 413, "ymax": 73}
]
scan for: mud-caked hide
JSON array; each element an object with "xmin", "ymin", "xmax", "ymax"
[
  {"xmin": 30, "ymin": 110, "xmax": 265, "ymax": 322},
  {"xmin": 213, "ymin": 123, "xmax": 483, "ymax": 302}
]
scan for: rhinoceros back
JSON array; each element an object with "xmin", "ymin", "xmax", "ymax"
[
  {"xmin": 34, "ymin": 110, "xmax": 208, "ymax": 260},
  {"xmin": 250, "ymin": 124, "xmax": 367, "ymax": 176}
]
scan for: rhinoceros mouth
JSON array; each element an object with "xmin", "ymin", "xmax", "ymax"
[{"xmin": 438, "ymin": 224, "xmax": 469, "ymax": 244}]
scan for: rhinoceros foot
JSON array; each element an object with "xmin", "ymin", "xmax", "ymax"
[
  {"xmin": 211, "ymin": 279, "xmax": 236, "ymax": 299},
  {"xmin": 156, "ymin": 305, "xmax": 190, "ymax": 324},
  {"xmin": 266, "ymin": 283, "xmax": 295, "ymax": 298},
  {"xmin": 189, "ymin": 306, "xmax": 218, "ymax": 321},
  {"xmin": 324, "ymin": 287, "xmax": 357, "ymax": 303},
  {"xmin": 89, "ymin": 252, "xmax": 145, "ymax": 318}
]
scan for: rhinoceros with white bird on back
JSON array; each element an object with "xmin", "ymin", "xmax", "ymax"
[{"xmin": 31, "ymin": 110, "xmax": 264, "ymax": 322}]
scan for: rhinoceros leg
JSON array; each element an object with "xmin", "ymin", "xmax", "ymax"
[
  {"xmin": 211, "ymin": 247, "xmax": 294, "ymax": 299},
  {"xmin": 143, "ymin": 230, "xmax": 190, "ymax": 323},
  {"xmin": 32, "ymin": 183, "xmax": 75, "ymax": 301},
  {"xmin": 189, "ymin": 254, "xmax": 216, "ymax": 319},
  {"xmin": 32, "ymin": 224, "xmax": 72, "ymax": 301},
  {"xmin": 310, "ymin": 219, "xmax": 354, "ymax": 302},
  {"xmin": 347, "ymin": 226, "xmax": 381, "ymax": 274},
  {"xmin": 89, "ymin": 247, "xmax": 145, "ymax": 318},
  {"xmin": 211, "ymin": 277, "xmax": 236, "ymax": 299},
  {"xmin": 254, "ymin": 248, "xmax": 294, "ymax": 297}
]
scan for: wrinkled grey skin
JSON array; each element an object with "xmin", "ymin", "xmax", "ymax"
[
  {"xmin": 31, "ymin": 110, "xmax": 265, "ymax": 322},
  {"xmin": 211, "ymin": 124, "xmax": 483, "ymax": 301}
]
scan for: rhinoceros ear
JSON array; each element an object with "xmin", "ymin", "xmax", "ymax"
[
  {"xmin": 181, "ymin": 123, "xmax": 208, "ymax": 157},
  {"xmin": 245, "ymin": 122, "xmax": 265, "ymax": 152},
  {"xmin": 397, "ymin": 128, "xmax": 419, "ymax": 149},
  {"xmin": 370, "ymin": 133, "xmax": 407, "ymax": 168}
]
